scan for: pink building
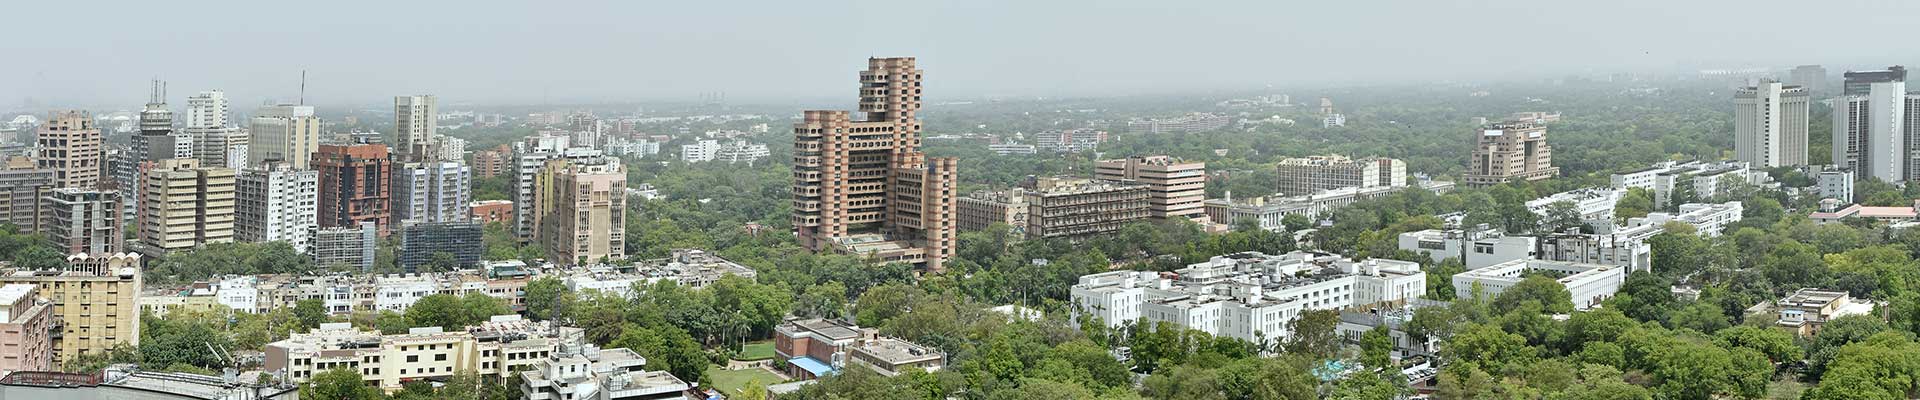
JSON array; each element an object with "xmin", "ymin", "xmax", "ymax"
[{"xmin": 0, "ymin": 284, "xmax": 53, "ymax": 376}]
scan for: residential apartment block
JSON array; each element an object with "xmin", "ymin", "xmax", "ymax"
[
  {"xmin": 536, "ymin": 157, "xmax": 625, "ymax": 265},
  {"xmin": 36, "ymin": 111, "xmax": 103, "ymax": 189},
  {"xmin": 42, "ymin": 188, "xmax": 122, "ymax": 255},
  {"xmin": 312, "ymin": 222, "xmax": 378, "ymax": 271},
  {"xmin": 236, "ymin": 162, "xmax": 318, "ymax": 253},
  {"xmin": 266, "ymin": 316, "xmax": 562, "ymax": 391},
  {"xmin": 1274, "ymin": 154, "xmax": 1406, "ymax": 196},
  {"xmin": 0, "ymin": 284, "xmax": 52, "ymax": 376},
  {"xmin": 1070, "ymin": 251, "xmax": 1425, "ymax": 342},
  {"xmin": 392, "ymin": 161, "xmax": 471, "ymax": 224}
]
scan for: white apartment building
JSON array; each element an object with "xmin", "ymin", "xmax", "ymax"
[
  {"xmin": 1071, "ymin": 251, "xmax": 1424, "ymax": 341},
  {"xmin": 1818, "ymin": 168, "xmax": 1855, "ymax": 202},
  {"xmin": 987, "ymin": 143, "xmax": 1037, "ymax": 155},
  {"xmin": 1733, "ymin": 80, "xmax": 1811, "ymax": 168},
  {"xmin": 681, "ymin": 139, "xmax": 719, "ymax": 162},
  {"xmin": 1538, "ymin": 230, "xmax": 1654, "ymax": 273},
  {"xmin": 713, "ymin": 140, "xmax": 771, "ymax": 164},
  {"xmin": 393, "ymin": 161, "xmax": 472, "ymax": 224},
  {"xmin": 237, "ymin": 163, "xmax": 318, "ymax": 253},
  {"xmin": 185, "ymin": 90, "xmax": 229, "ymax": 129},
  {"xmin": 1453, "ymin": 259, "xmax": 1625, "ymax": 310},
  {"xmin": 1397, "ymin": 228, "xmax": 1537, "ymax": 268},
  {"xmin": 520, "ymin": 341, "xmax": 687, "ymax": 400},
  {"xmin": 1526, "ymin": 187, "xmax": 1623, "ymax": 224},
  {"xmin": 265, "ymin": 316, "xmax": 562, "ymax": 391},
  {"xmin": 248, "ymin": 104, "xmax": 321, "ymax": 168},
  {"xmin": 374, "ymin": 275, "xmax": 437, "ymax": 313},
  {"xmin": 1651, "ymin": 162, "xmax": 1770, "ymax": 206},
  {"xmin": 1630, "ymin": 201, "xmax": 1744, "ymax": 237},
  {"xmin": 435, "ymin": 135, "xmax": 467, "ymax": 162},
  {"xmin": 217, "ymin": 275, "xmax": 260, "ymax": 314}
]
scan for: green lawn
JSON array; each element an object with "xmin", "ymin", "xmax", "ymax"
[
  {"xmin": 734, "ymin": 341, "xmax": 776, "ymax": 361},
  {"xmin": 708, "ymin": 366, "xmax": 783, "ymax": 397}
]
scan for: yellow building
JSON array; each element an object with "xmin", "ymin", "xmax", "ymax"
[
  {"xmin": 136, "ymin": 158, "xmax": 236, "ymax": 259},
  {"xmin": 137, "ymin": 287, "xmax": 222, "ymax": 318},
  {"xmin": 0, "ymin": 253, "xmax": 142, "ymax": 364}
]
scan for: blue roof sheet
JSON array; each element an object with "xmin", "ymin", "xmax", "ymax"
[{"xmin": 788, "ymin": 356, "xmax": 838, "ymax": 377}]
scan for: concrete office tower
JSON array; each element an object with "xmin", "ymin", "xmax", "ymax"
[
  {"xmin": 131, "ymin": 80, "xmax": 189, "ymax": 169},
  {"xmin": 398, "ymin": 220, "xmax": 483, "ymax": 272},
  {"xmin": 1831, "ymin": 66, "xmax": 1911, "ymax": 182},
  {"xmin": 312, "ymin": 221, "xmax": 376, "ymax": 271},
  {"xmin": 43, "ymin": 188, "xmax": 122, "ymax": 255},
  {"xmin": 395, "ymin": 95, "xmax": 438, "ymax": 162},
  {"xmin": 314, "ymin": 144, "xmax": 393, "ymax": 235},
  {"xmin": 0, "ymin": 159, "xmax": 56, "ymax": 232},
  {"xmin": 1733, "ymin": 80, "xmax": 1811, "ymax": 168},
  {"xmin": 187, "ymin": 90, "xmax": 247, "ymax": 169},
  {"xmin": 0, "ymin": 284, "xmax": 53, "ymax": 376},
  {"xmin": 392, "ymin": 161, "xmax": 471, "ymax": 224},
  {"xmin": 1095, "ymin": 155, "xmax": 1207, "ymax": 220},
  {"xmin": 536, "ymin": 157, "xmax": 624, "ymax": 265},
  {"xmin": 1790, "ymin": 65, "xmax": 1827, "ymax": 93},
  {"xmin": 135, "ymin": 159, "xmax": 236, "ymax": 258},
  {"xmin": 36, "ymin": 111, "xmax": 103, "ymax": 189},
  {"xmin": 249, "ymin": 104, "xmax": 321, "ymax": 169},
  {"xmin": 1274, "ymin": 155, "xmax": 1407, "ymax": 196},
  {"xmin": 184, "ymin": 90, "xmax": 228, "ymax": 128},
  {"xmin": 1021, "ymin": 177, "xmax": 1150, "ymax": 240},
  {"xmin": 0, "ymin": 254, "xmax": 141, "ymax": 364},
  {"xmin": 790, "ymin": 57, "xmax": 958, "ymax": 272},
  {"xmin": 237, "ymin": 162, "xmax": 319, "ymax": 253},
  {"xmin": 1464, "ymin": 121, "xmax": 1560, "ymax": 186}
]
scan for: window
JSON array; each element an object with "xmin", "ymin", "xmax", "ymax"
[
  {"xmin": 407, "ymin": 355, "xmax": 419, "ymax": 363},
  {"xmin": 435, "ymin": 354, "xmax": 447, "ymax": 361}
]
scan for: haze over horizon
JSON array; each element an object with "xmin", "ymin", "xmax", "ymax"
[{"xmin": 5, "ymin": 0, "xmax": 1916, "ymax": 109}]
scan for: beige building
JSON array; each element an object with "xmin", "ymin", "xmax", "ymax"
[
  {"xmin": 394, "ymin": 95, "xmax": 439, "ymax": 163},
  {"xmin": 265, "ymin": 316, "xmax": 560, "ymax": 391},
  {"xmin": 0, "ymin": 284, "xmax": 53, "ymax": 376},
  {"xmin": 248, "ymin": 105, "xmax": 321, "ymax": 169},
  {"xmin": 0, "ymin": 253, "xmax": 141, "ymax": 364},
  {"xmin": 1465, "ymin": 121, "xmax": 1559, "ymax": 187},
  {"xmin": 790, "ymin": 57, "xmax": 958, "ymax": 272},
  {"xmin": 1023, "ymin": 177, "xmax": 1150, "ymax": 240},
  {"xmin": 536, "ymin": 158, "xmax": 625, "ymax": 265},
  {"xmin": 1095, "ymin": 155, "xmax": 1206, "ymax": 220},
  {"xmin": 1274, "ymin": 155, "xmax": 1406, "ymax": 196},
  {"xmin": 956, "ymin": 191, "xmax": 1025, "ymax": 232},
  {"xmin": 136, "ymin": 159, "xmax": 236, "ymax": 258},
  {"xmin": 36, "ymin": 111, "xmax": 104, "ymax": 189}
]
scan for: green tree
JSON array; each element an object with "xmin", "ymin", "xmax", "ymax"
[
  {"xmin": 1491, "ymin": 275, "xmax": 1575, "ymax": 315},
  {"xmin": 293, "ymin": 299, "xmax": 329, "ymax": 330},
  {"xmin": 405, "ymin": 294, "xmax": 467, "ymax": 330},
  {"xmin": 1283, "ymin": 309, "xmax": 1341, "ymax": 359},
  {"xmin": 301, "ymin": 368, "xmax": 379, "ymax": 400},
  {"xmin": 1613, "ymin": 187, "xmax": 1655, "ymax": 220},
  {"xmin": 523, "ymin": 276, "xmax": 572, "ymax": 321},
  {"xmin": 1359, "ymin": 325, "xmax": 1394, "ymax": 370}
]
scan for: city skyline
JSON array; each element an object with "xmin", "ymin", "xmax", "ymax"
[{"xmin": 4, "ymin": 1, "xmax": 1919, "ymax": 108}]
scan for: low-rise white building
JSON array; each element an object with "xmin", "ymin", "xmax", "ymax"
[
  {"xmin": 1397, "ymin": 228, "xmax": 1537, "ymax": 268},
  {"xmin": 217, "ymin": 275, "xmax": 260, "ymax": 314},
  {"xmin": 374, "ymin": 274, "xmax": 437, "ymax": 313},
  {"xmin": 1071, "ymin": 251, "xmax": 1425, "ymax": 342},
  {"xmin": 1526, "ymin": 187, "xmax": 1623, "ymax": 224},
  {"xmin": 1631, "ymin": 201, "xmax": 1743, "ymax": 237},
  {"xmin": 1817, "ymin": 168, "xmax": 1854, "ymax": 202},
  {"xmin": 1452, "ymin": 259, "xmax": 1625, "ymax": 310}
]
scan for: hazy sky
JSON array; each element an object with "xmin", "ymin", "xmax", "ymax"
[{"xmin": 5, "ymin": 0, "xmax": 1916, "ymax": 108}]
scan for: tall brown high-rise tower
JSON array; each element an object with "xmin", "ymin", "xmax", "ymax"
[{"xmin": 791, "ymin": 57, "xmax": 957, "ymax": 272}]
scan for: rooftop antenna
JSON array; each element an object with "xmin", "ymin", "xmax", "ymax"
[{"xmin": 299, "ymin": 70, "xmax": 307, "ymax": 105}]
